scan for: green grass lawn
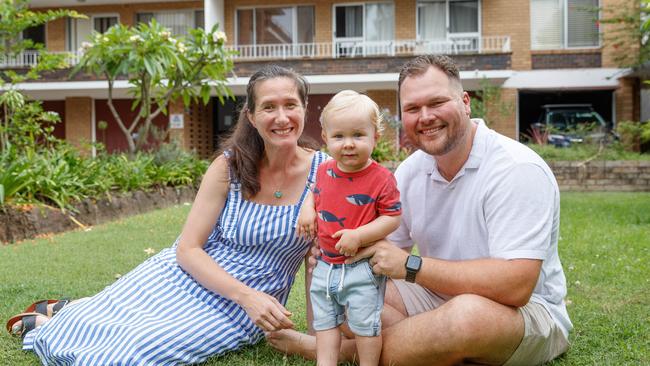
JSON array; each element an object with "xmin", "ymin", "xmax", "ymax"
[{"xmin": 1, "ymin": 193, "xmax": 648, "ymax": 365}]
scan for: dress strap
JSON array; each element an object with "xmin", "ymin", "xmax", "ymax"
[
  {"xmin": 222, "ymin": 150, "xmax": 242, "ymax": 238},
  {"xmin": 222, "ymin": 150, "xmax": 242, "ymax": 191}
]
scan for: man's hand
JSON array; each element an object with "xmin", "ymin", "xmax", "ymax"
[
  {"xmin": 306, "ymin": 240, "xmax": 320, "ymax": 274},
  {"xmin": 346, "ymin": 239, "xmax": 410, "ymax": 279},
  {"xmin": 333, "ymin": 229, "xmax": 362, "ymax": 257}
]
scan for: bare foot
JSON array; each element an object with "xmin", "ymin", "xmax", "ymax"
[
  {"xmin": 10, "ymin": 314, "xmax": 50, "ymax": 336},
  {"xmin": 266, "ymin": 329, "xmax": 317, "ymax": 360}
]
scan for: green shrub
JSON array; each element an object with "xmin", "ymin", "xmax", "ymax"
[
  {"xmin": 527, "ymin": 143, "xmax": 650, "ymax": 161},
  {"xmin": 616, "ymin": 120, "xmax": 650, "ymax": 152},
  {"xmin": 371, "ymin": 137, "xmax": 411, "ymax": 163},
  {"xmin": 0, "ymin": 143, "xmax": 208, "ymax": 210}
]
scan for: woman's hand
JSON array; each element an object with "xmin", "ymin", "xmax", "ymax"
[
  {"xmin": 296, "ymin": 207, "xmax": 317, "ymax": 240},
  {"xmin": 238, "ymin": 290, "xmax": 295, "ymax": 332}
]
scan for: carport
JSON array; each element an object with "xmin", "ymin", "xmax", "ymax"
[{"xmin": 503, "ymin": 68, "xmax": 626, "ymax": 139}]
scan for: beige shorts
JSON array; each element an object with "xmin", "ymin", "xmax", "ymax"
[{"xmin": 392, "ymin": 280, "xmax": 569, "ymax": 366}]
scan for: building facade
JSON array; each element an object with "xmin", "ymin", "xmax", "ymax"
[{"xmin": 19, "ymin": 0, "xmax": 642, "ymax": 157}]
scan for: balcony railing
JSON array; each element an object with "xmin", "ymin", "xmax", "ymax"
[
  {"xmin": 0, "ymin": 36, "xmax": 510, "ymax": 68},
  {"xmin": 0, "ymin": 50, "xmax": 82, "ymax": 69},
  {"xmin": 231, "ymin": 36, "xmax": 511, "ymax": 61}
]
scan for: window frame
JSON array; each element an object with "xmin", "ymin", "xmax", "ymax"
[
  {"xmin": 331, "ymin": 1, "xmax": 395, "ymax": 43},
  {"xmin": 416, "ymin": 0, "xmax": 482, "ymax": 42},
  {"xmin": 135, "ymin": 9, "xmax": 204, "ymax": 33},
  {"xmin": 91, "ymin": 13, "xmax": 120, "ymax": 34},
  {"xmin": 234, "ymin": 4, "xmax": 315, "ymax": 46},
  {"xmin": 531, "ymin": 0, "xmax": 601, "ymax": 50}
]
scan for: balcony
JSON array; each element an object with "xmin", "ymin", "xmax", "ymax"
[
  {"xmin": 230, "ymin": 36, "xmax": 510, "ymax": 61},
  {"xmin": 0, "ymin": 50, "xmax": 81, "ymax": 69},
  {"xmin": 0, "ymin": 36, "xmax": 510, "ymax": 69}
]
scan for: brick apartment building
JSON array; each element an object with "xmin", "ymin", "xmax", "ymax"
[{"xmin": 19, "ymin": 0, "xmax": 645, "ymax": 157}]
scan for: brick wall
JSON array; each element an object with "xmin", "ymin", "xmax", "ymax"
[
  {"xmin": 482, "ymin": 0, "xmax": 531, "ymax": 70},
  {"xmin": 64, "ymin": 97, "xmax": 92, "ymax": 152},
  {"xmin": 549, "ymin": 161, "xmax": 650, "ymax": 191},
  {"xmin": 47, "ymin": 18, "xmax": 66, "ymax": 52},
  {"xmin": 616, "ymin": 77, "xmax": 640, "ymax": 123},
  {"xmin": 532, "ymin": 51, "xmax": 601, "ymax": 69},
  {"xmin": 601, "ymin": 0, "xmax": 639, "ymax": 68},
  {"xmin": 40, "ymin": 1, "xmax": 203, "ymax": 50},
  {"xmin": 486, "ymin": 88, "xmax": 517, "ymax": 139},
  {"xmin": 233, "ymin": 53, "xmax": 511, "ymax": 77},
  {"xmin": 366, "ymin": 89, "xmax": 398, "ymax": 146}
]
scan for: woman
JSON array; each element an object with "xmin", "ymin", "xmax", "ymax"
[{"xmin": 6, "ymin": 65, "xmax": 327, "ymax": 365}]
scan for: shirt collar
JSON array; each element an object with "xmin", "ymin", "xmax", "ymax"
[{"xmin": 424, "ymin": 118, "xmax": 488, "ymax": 183}]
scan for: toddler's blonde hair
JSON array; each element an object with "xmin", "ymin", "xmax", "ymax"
[{"xmin": 319, "ymin": 90, "xmax": 383, "ymax": 135}]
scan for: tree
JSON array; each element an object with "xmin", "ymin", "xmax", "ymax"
[
  {"xmin": 73, "ymin": 20, "xmax": 235, "ymax": 153},
  {"xmin": 0, "ymin": 0, "xmax": 82, "ymax": 151},
  {"xmin": 470, "ymin": 78, "xmax": 513, "ymax": 127},
  {"xmin": 600, "ymin": 0, "xmax": 650, "ymax": 70}
]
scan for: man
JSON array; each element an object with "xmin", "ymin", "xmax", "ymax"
[{"xmin": 269, "ymin": 55, "xmax": 572, "ymax": 366}]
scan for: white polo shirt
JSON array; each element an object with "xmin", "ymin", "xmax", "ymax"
[{"xmin": 389, "ymin": 119, "xmax": 572, "ymax": 338}]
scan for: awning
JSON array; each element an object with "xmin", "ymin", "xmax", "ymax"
[{"xmin": 502, "ymin": 68, "xmax": 631, "ymax": 91}]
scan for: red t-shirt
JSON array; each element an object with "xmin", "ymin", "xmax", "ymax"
[{"xmin": 314, "ymin": 160, "xmax": 402, "ymax": 264}]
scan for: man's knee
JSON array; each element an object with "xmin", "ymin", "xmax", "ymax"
[{"xmin": 441, "ymin": 294, "xmax": 523, "ymax": 345}]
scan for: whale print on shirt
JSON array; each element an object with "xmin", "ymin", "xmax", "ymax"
[
  {"xmin": 318, "ymin": 210, "xmax": 346, "ymax": 228},
  {"xmin": 385, "ymin": 202, "xmax": 402, "ymax": 212},
  {"xmin": 345, "ymin": 194, "xmax": 376, "ymax": 206},
  {"xmin": 326, "ymin": 168, "xmax": 353, "ymax": 182}
]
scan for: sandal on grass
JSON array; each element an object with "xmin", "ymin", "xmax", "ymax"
[
  {"xmin": 5, "ymin": 312, "xmax": 47, "ymax": 338},
  {"xmin": 24, "ymin": 298, "xmax": 71, "ymax": 317}
]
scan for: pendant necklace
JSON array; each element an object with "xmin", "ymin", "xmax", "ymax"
[{"xmin": 272, "ymin": 169, "xmax": 288, "ymax": 199}]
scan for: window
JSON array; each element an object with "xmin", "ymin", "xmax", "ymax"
[
  {"xmin": 417, "ymin": 0, "xmax": 479, "ymax": 40},
  {"xmin": 531, "ymin": 0, "xmax": 599, "ymax": 50},
  {"xmin": 136, "ymin": 10, "xmax": 202, "ymax": 35},
  {"xmin": 23, "ymin": 25, "xmax": 46, "ymax": 48},
  {"xmin": 93, "ymin": 16, "xmax": 118, "ymax": 33},
  {"xmin": 334, "ymin": 3, "xmax": 394, "ymax": 42},
  {"xmin": 333, "ymin": 2, "xmax": 394, "ymax": 56},
  {"xmin": 66, "ymin": 15, "xmax": 119, "ymax": 52},
  {"xmin": 235, "ymin": 6, "xmax": 314, "ymax": 45}
]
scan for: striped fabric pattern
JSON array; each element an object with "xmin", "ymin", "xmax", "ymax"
[{"xmin": 22, "ymin": 151, "xmax": 328, "ymax": 365}]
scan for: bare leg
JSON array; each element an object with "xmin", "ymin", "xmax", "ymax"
[
  {"xmin": 316, "ymin": 328, "xmax": 341, "ymax": 366},
  {"xmin": 356, "ymin": 335, "xmax": 382, "ymax": 366},
  {"xmin": 380, "ymin": 294, "xmax": 524, "ymax": 366},
  {"xmin": 267, "ymin": 280, "xmax": 406, "ymax": 362}
]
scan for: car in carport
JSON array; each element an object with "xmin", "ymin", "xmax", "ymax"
[{"xmin": 533, "ymin": 104, "xmax": 615, "ymax": 147}]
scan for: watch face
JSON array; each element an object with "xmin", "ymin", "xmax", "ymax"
[{"xmin": 406, "ymin": 255, "xmax": 421, "ymax": 270}]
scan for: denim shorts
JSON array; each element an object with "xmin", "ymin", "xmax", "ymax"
[{"xmin": 310, "ymin": 258, "xmax": 386, "ymax": 337}]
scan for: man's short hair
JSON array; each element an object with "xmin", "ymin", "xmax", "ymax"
[{"xmin": 398, "ymin": 55, "xmax": 462, "ymax": 96}]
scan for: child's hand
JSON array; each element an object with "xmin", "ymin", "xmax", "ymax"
[
  {"xmin": 333, "ymin": 229, "xmax": 361, "ymax": 257},
  {"xmin": 297, "ymin": 207, "xmax": 317, "ymax": 240}
]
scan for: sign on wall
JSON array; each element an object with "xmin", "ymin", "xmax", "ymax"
[{"xmin": 169, "ymin": 114, "xmax": 184, "ymax": 129}]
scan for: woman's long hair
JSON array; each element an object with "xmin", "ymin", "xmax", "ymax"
[{"xmin": 218, "ymin": 65, "xmax": 316, "ymax": 198}]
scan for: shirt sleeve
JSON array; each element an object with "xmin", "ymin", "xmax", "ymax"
[
  {"xmin": 386, "ymin": 162, "xmax": 413, "ymax": 249},
  {"xmin": 376, "ymin": 173, "xmax": 402, "ymax": 217},
  {"xmin": 485, "ymin": 163, "xmax": 557, "ymax": 260}
]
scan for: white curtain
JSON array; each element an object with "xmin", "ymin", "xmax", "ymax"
[
  {"xmin": 418, "ymin": 1, "xmax": 446, "ymax": 40},
  {"xmin": 365, "ymin": 3, "xmax": 394, "ymax": 42},
  {"xmin": 567, "ymin": 0, "xmax": 599, "ymax": 47},
  {"xmin": 345, "ymin": 6, "xmax": 363, "ymax": 38},
  {"xmin": 155, "ymin": 11, "xmax": 194, "ymax": 36},
  {"xmin": 531, "ymin": 0, "xmax": 564, "ymax": 49},
  {"xmin": 449, "ymin": 0, "xmax": 478, "ymax": 33}
]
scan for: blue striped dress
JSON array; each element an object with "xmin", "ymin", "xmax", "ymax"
[{"xmin": 23, "ymin": 151, "xmax": 328, "ymax": 365}]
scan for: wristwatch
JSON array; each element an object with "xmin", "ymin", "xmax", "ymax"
[{"xmin": 405, "ymin": 255, "xmax": 422, "ymax": 283}]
